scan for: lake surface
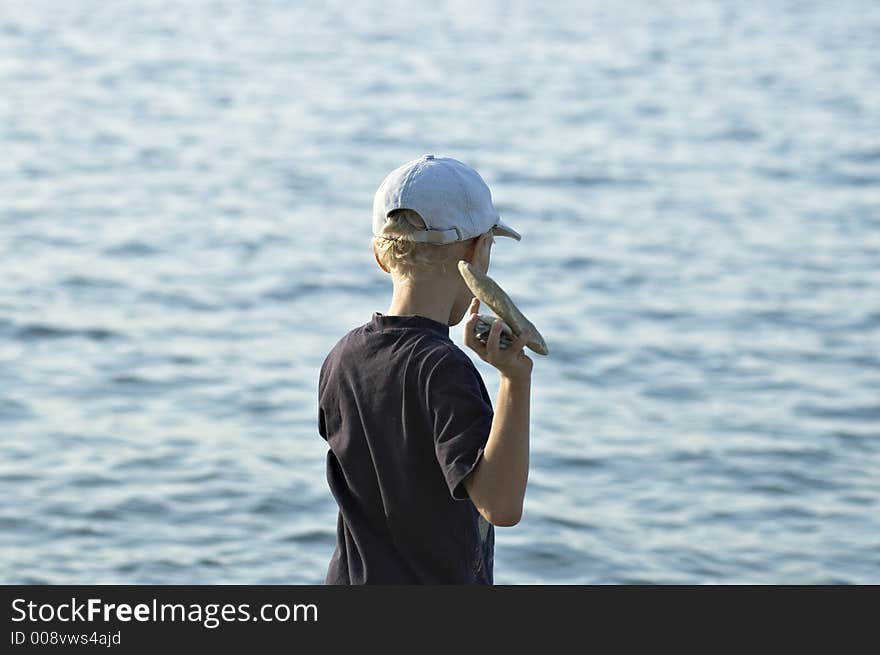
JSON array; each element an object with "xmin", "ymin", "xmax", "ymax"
[{"xmin": 1, "ymin": 0, "xmax": 878, "ymax": 583}]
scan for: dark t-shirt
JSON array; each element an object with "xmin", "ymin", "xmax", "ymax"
[{"xmin": 318, "ymin": 312, "xmax": 495, "ymax": 584}]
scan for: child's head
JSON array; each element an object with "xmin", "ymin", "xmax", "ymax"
[
  {"xmin": 372, "ymin": 208, "xmax": 490, "ymax": 323},
  {"xmin": 372, "ymin": 208, "xmax": 481, "ymax": 279},
  {"xmin": 371, "ymin": 155, "xmax": 521, "ymax": 323}
]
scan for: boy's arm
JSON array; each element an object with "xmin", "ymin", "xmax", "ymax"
[{"xmin": 462, "ymin": 298, "xmax": 534, "ymax": 527}]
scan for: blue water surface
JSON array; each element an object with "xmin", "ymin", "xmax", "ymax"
[{"xmin": 1, "ymin": 0, "xmax": 878, "ymax": 583}]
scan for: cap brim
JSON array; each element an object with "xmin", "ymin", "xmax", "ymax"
[{"xmin": 491, "ymin": 219, "xmax": 521, "ymax": 241}]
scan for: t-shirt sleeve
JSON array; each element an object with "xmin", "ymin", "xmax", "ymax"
[{"xmin": 425, "ymin": 350, "xmax": 494, "ymax": 501}]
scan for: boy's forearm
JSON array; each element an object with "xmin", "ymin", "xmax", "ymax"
[
  {"xmin": 490, "ymin": 374, "xmax": 531, "ymax": 495},
  {"xmin": 467, "ymin": 373, "xmax": 531, "ymax": 525}
]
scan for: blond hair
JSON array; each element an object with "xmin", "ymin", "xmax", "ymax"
[{"xmin": 372, "ymin": 209, "xmax": 478, "ymax": 279}]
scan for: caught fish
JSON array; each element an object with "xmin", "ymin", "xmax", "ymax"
[
  {"xmin": 473, "ymin": 314, "xmax": 515, "ymax": 350},
  {"xmin": 458, "ymin": 260, "xmax": 549, "ymax": 355}
]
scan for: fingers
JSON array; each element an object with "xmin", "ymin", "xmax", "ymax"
[
  {"xmin": 468, "ymin": 297, "xmax": 480, "ymax": 315},
  {"xmin": 486, "ymin": 319, "xmax": 504, "ymax": 359},
  {"xmin": 463, "ymin": 311, "xmax": 485, "ymax": 353},
  {"xmin": 463, "ymin": 311, "xmax": 530, "ymax": 368},
  {"xmin": 464, "ymin": 311, "xmax": 481, "ymax": 334},
  {"xmin": 508, "ymin": 330, "xmax": 529, "ymax": 355}
]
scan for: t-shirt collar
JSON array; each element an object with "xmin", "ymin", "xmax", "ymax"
[{"xmin": 370, "ymin": 312, "xmax": 450, "ymax": 337}]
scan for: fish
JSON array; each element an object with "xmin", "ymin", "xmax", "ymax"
[
  {"xmin": 473, "ymin": 314, "xmax": 515, "ymax": 350},
  {"xmin": 458, "ymin": 260, "xmax": 549, "ymax": 355}
]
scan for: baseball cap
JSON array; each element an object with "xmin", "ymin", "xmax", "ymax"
[{"xmin": 372, "ymin": 154, "xmax": 521, "ymax": 244}]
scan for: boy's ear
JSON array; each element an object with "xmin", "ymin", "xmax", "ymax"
[
  {"xmin": 374, "ymin": 252, "xmax": 390, "ymax": 274},
  {"xmin": 463, "ymin": 240, "xmax": 476, "ymax": 262},
  {"xmin": 464, "ymin": 233, "xmax": 490, "ymax": 263}
]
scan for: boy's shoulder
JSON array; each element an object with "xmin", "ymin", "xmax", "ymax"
[{"xmin": 320, "ymin": 316, "xmax": 477, "ymax": 377}]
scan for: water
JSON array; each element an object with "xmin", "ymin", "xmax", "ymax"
[{"xmin": 1, "ymin": 0, "xmax": 878, "ymax": 584}]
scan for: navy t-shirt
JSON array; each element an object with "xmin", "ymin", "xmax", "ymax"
[{"xmin": 318, "ymin": 312, "xmax": 495, "ymax": 584}]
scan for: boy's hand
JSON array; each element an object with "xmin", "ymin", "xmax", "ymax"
[{"xmin": 464, "ymin": 298, "xmax": 533, "ymax": 380}]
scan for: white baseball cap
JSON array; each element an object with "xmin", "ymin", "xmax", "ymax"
[{"xmin": 372, "ymin": 154, "xmax": 521, "ymax": 244}]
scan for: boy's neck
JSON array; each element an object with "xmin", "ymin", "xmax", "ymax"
[{"xmin": 386, "ymin": 275, "xmax": 458, "ymax": 326}]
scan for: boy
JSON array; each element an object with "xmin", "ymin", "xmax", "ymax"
[{"xmin": 318, "ymin": 154, "xmax": 533, "ymax": 584}]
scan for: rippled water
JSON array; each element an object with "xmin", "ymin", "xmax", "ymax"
[{"xmin": 2, "ymin": 0, "xmax": 879, "ymax": 583}]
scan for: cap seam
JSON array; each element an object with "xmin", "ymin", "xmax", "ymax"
[
  {"xmin": 452, "ymin": 165, "xmax": 473, "ymax": 240},
  {"xmin": 400, "ymin": 162, "xmax": 431, "ymax": 229},
  {"xmin": 397, "ymin": 160, "xmax": 425, "ymax": 216}
]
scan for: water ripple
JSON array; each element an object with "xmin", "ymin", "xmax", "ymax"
[{"xmin": 2, "ymin": 0, "xmax": 878, "ymax": 584}]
